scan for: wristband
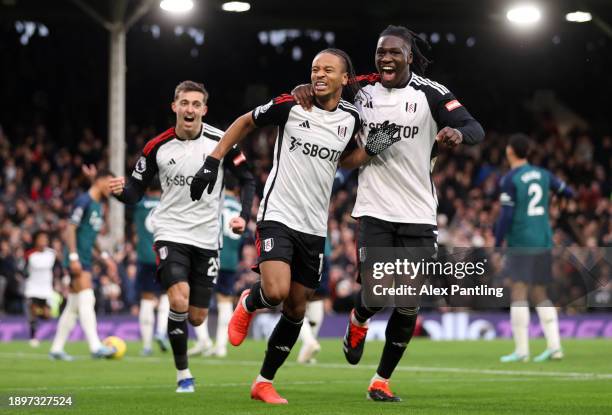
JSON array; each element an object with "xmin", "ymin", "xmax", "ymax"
[{"xmin": 69, "ymin": 252, "xmax": 79, "ymax": 261}]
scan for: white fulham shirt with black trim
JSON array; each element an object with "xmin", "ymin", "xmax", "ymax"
[
  {"xmin": 24, "ymin": 248, "xmax": 56, "ymax": 301},
  {"xmin": 252, "ymin": 94, "xmax": 360, "ymax": 237},
  {"xmin": 352, "ymin": 73, "xmax": 482, "ymax": 225},
  {"xmin": 130, "ymin": 123, "xmax": 246, "ymax": 250}
]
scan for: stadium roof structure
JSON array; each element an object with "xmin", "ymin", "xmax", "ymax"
[{"xmin": 1, "ymin": 0, "xmax": 611, "ymax": 32}]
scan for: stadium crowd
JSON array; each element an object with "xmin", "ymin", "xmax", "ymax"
[{"xmin": 0, "ymin": 117, "xmax": 610, "ymax": 316}]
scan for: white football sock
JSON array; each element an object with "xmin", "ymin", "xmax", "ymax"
[
  {"xmin": 305, "ymin": 300, "xmax": 324, "ymax": 338},
  {"xmin": 50, "ymin": 293, "xmax": 78, "ymax": 353},
  {"xmin": 139, "ymin": 299, "xmax": 155, "ymax": 350},
  {"xmin": 177, "ymin": 368, "xmax": 193, "ymax": 382},
  {"xmin": 536, "ymin": 301, "xmax": 561, "ymax": 351},
  {"xmin": 299, "ymin": 317, "xmax": 316, "ymax": 345},
  {"xmin": 194, "ymin": 317, "xmax": 211, "ymax": 345},
  {"xmin": 215, "ymin": 301, "xmax": 232, "ymax": 351},
  {"xmin": 510, "ymin": 301, "xmax": 530, "ymax": 356},
  {"xmin": 371, "ymin": 373, "xmax": 388, "ymax": 384},
  {"xmin": 156, "ymin": 294, "xmax": 170, "ymax": 336},
  {"xmin": 77, "ymin": 289, "xmax": 102, "ymax": 352},
  {"xmin": 256, "ymin": 374, "xmax": 272, "ymax": 384}
]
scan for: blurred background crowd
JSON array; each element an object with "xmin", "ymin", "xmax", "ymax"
[{"xmin": 0, "ymin": 111, "xmax": 610, "ymax": 316}]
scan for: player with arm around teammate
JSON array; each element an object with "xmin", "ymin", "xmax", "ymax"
[
  {"xmin": 190, "ymin": 48, "xmax": 401, "ymax": 404},
  {"xmin": 292, "ymin": 24, "xmax": 485, "ymax": 402}
]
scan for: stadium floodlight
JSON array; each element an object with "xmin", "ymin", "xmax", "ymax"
[
  {"xmin": 506, "ymin": 4, "xmax": 542, "ymax": 25},
  {"xmin": 160, "ymin": 0, "xmax": 194, "ymax": 13},
  {"xmin": 221, "ymin": 1, "xmax": 251, "ymax": 12},
  {"xmin": 566, "ymin": 11, "xmax": 592, "ymax": 23}
]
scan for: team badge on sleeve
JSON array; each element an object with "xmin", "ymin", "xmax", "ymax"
[
  {"xmin": 263, "ymin": 238, "xmax": 274, "ymax": 252},
  {"xmin": 135, "ymin": 156, "xmax": 147, "ymax": 173}
]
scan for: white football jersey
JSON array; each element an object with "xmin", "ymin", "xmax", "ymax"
[
  {"xmin": 252, "ymin": 95, "xmax": 360, "ymax": 236},
  {"xmin": 24, "ymin": 248, "xmax": 56, "ymax": 301},
  {"xmin": 352, "ymin": 73, "xmax": 476, "ymax": 224},
  {"xmin": 131, "ymin": 124, "xmax": 245, "ymax": 250}
]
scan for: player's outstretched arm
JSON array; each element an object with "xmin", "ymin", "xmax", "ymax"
[
  {"xmin": 339, "ymin": 121, "xmax": 401, "ymax": 169},
  {"xmin": 191, "ymin": 112, "xmax": 256, "ymax": 200},
  {"xmin": 110, "ymin": 176, "xmax": 145, "ymax": 205},
  {"xmin": 211, "ymin": 113, "xmax": 256, "ymax": 161},
  {"xmin": 339, "ymin": 147, "xmax": 370, "ymax": 169}
]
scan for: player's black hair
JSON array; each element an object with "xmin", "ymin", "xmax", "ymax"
[
  {"xmin": 315, "ymin": 48, "xmax": 362, "ymax": 102},
  {"xmin": 508, "ymin": 133, "xmax": 531, "ymax": 159},
  {"xmin": 32, "ymin": 230, "xmax": 48, "ymax": 244},
  {"xmin": 379, "ymin": 25, "xmax": 432, "ymax": 76},
  {"xmin": 95, "ymin": 169, "xmax": 114, "ymax": 179}
]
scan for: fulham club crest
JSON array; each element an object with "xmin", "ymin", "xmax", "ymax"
[
  {"xmin": 263, "ymin": 238, "xmax": 274, "ymax": 252},
  {"xmin": 405, "ymin": 102, "xmax": 417, "ymax": 113},
  {"xmin": 159, "ymin": 246, "xmax": 168, "ymax": 260}
]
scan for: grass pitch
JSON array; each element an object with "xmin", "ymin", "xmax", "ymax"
[{"xmin": 1, "ymin": 338, "xmax": 611, "ymax": 414}]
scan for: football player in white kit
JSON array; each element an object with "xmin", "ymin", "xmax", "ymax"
[
  {"xmin": 109, "ymin": 80, "xmax": 255, "ymax": 393},
  {"xmin": 190, "ymin": 49, "xmax": 401, "ymax": 404},
  {"xmin": 293, "ymin": 26, "xmax": 485, "ymax": 402},
  {"xmin": 24, "ymin": 230, "xmax": 58, "ymax": 347}
]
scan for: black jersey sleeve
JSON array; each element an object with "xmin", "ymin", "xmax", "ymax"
[
  {"xmin": 432, "ymin": 92, "xmax": 484, "ymax": 145},
  {"xmin": 416, "ymin": 81, "xmax": 485, "ymax": 145},
  {"xmin": 251, "ymin": 94, "xmax": 295, "ymax": 127},
  {"xmin": 223, "ymin": 146, "xmax": 256, "ymax": 222},
  {"xmin": 115, "ymin": 128, "xmax": 170, "ymax": 204}
]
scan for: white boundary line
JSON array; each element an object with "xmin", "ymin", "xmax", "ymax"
[{"xmin": 1, "ymin": 352, "xmax": 611, "ymax": 380}]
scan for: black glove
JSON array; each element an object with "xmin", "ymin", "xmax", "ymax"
[
  {"xmin": 365, "ymin": 121, "xmax": 401, "ymax": 156},
  {"xmin": 190, "ymin": 156, "xmax": 220, "ymax": 201}
]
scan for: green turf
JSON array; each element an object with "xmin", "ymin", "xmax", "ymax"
[{"xmin": 1, "ymin": 338, "xmax": 611, "ymax": 414}]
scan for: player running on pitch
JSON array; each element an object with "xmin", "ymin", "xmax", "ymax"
[
  {"xmin": 24, "ymin": 230, "xmax": 59, "ymax": 348},
  {"xmin": 49, "ymin": 170, "xmax": 117, "ymax": 360},
  {"xmin": 109, "ymin": 80, "xmax": 255, "ymax": 393},
  {"xmin": 190, "ymin": 48, "xmax": 401, "ymax": 404},
  {"xmin": 496, "ymin": 133, "xmax": 574, "ymax": 363},
  {"xmin": 292, "ymin": 25, "xmax": 485, "ymax": 402}
]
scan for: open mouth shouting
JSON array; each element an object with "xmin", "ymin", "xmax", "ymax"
[
  {"xmin": 183, "ymin": 114, "xmax": 196, "ymax": 126},
  {"xmin": 379, "ymin": 65, "xmax": 396, "ymax": 83},
  {"xmin": 313, "ymin": 80, "xmax": 328, "ymax": 92}
]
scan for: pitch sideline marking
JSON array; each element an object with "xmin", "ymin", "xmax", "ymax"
[{"xmin": 1, "ymin": 352, "xmax": 611, "ymax": 380}]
